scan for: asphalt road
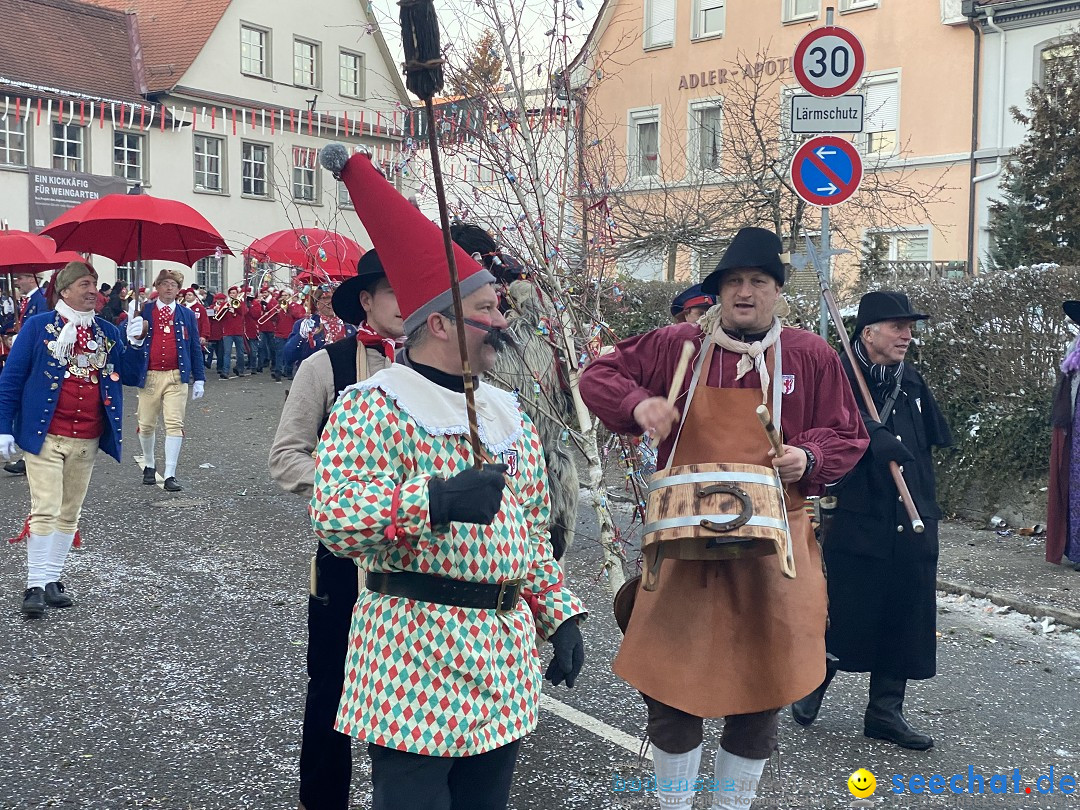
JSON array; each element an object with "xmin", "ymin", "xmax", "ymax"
[{"xmin": 1, "ymin": 372, "xmax": 1078, "ymax": 809}]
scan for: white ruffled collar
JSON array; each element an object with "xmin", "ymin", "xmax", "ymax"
[{"xmin": 347, "ymin": 363, "xmax": 523, "ymax": 456}]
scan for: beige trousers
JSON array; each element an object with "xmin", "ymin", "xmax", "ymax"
[
  {"xmin": 24, "ymin": 434, "xmax": 100, "ymax": 535},
  {"xmin": 137, "ymin": 369, "xmax": 188, "ymax": 436}
]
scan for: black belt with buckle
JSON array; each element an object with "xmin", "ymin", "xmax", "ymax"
[{"xmin": 366, "ymin": 571, "xmax": 524, "ymax": 614}]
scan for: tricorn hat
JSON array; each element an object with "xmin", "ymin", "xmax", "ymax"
[
  {"xmin": 701, "ymin": 227, "xmax": 786, "ymax": 294},
  {"xmin": 332, "ymin": 249, "xmax": 389, "ymax": 326},
  {"xmin": 854, "ymin": 291, "xmax": 929, "ymax": 335},
  {"xmin": 321, "ymin": 145, "xmax": 493, "ymax": 335}
]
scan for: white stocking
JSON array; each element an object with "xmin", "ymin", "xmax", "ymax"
[
  {"xmin": 713, "ymin": 748, "xmax": 766, "ymax": 809},
  {"xmin": 652, "ymin": 743, "xmax": 702, "ymax": 809},
  {"xmin": 44, "ymin": 532, "xmax": 75, "ymax": 583},
  {"xmin": 164, "ymin": 435, "xmax": 183, "ymax": 479},
  {"xmin": 26, "ymin": 533, "xmax": 50, "ymax": 589},
  {"xmin": 139, "ymin": 430, "xmax": 157, "ymax": 470}
]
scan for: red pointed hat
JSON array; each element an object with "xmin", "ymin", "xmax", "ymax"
[{"xmin": 321, "ymin": 145, "xmax": 493, "ymax": 334}]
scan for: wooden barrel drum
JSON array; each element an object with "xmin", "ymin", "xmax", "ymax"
[{"xmin": 640, "ymin": 462, "xmax": 796, "ymax": 590}]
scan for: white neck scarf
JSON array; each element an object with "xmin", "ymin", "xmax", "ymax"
[
  {"xmin": 52, "ymin": 300, "xmax": 96, "ymax": 365},
  {"xmin": 711, "ymin": 317, "xmax": 782, "ymax": 405}
]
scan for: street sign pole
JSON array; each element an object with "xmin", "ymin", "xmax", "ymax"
[{"xmin": 818, "ymin": 6, "xmax": 835, "ymax": 339}]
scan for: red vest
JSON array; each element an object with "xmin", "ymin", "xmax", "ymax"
[
  {"xmin": 148, "ymin": 304, "xmax": 180, "ymax": 371},
  {"xmin": 50, "ymin": 325, "xmax": 105, "ymax": 439}
]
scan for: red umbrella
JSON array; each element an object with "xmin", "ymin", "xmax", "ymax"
[
  {"xmin": 41, "ymin": 192, "xmax": 232, "ymax": 312},
  {"xmin": 42, "ymin": 193, "xmax": 231, "ymax": 265},
  {"xmin": 245, "ymin": 228, "xmax": 362, "ymax": 282},
  {"xmin": 0, "ymin": 230, "xmax": 85, "ymax": 275}
]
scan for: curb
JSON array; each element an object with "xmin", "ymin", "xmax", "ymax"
[{"xmin": 937, "ymin": 579, "xmax": 1080, "ymax": 631}]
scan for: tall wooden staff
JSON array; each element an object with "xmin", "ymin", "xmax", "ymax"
[
  {"xmin": 400, "ymin": 0, "xmax": 484, "ymax": 467},
  {"xmin": 806, "ymin": 237, "xmax": 924, "ymax": 533}
]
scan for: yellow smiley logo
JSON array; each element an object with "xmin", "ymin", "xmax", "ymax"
[{"xmin": 848, "ymin": 768, "xmax": 877, "ymax": 798}]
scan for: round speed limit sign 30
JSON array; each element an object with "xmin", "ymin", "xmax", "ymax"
[{"xmin": 793, "ymin": 26, "xmax": 866, "ymax": 98}]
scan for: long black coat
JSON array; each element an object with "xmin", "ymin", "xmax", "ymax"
[{"xmin": 824, "ymin": 353, "xmax": 952, "ymax": 680}]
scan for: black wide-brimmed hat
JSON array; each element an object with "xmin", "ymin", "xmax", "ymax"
[
  {"xmin": 670, "ymin": 283, "xmax": 716, "ymax": 317},
  {"xmin": 700, "ymin": 227, "xmax": 786, "ymax": 294},
  {"xmin": 332, "ymin": 249, "xmax": 387, "ymax": 326},
  {"xmin": 1064, "ymin": 301, "xmax": 1080, "ymax": 326},
  {"xmin": 853, "ymin": 290, "xmax": 929, "ymax": 335}
]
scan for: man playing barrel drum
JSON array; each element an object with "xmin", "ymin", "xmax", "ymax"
[{"xmin": 580, "ymin": 227, "xmax": 867, "ymax": 810}]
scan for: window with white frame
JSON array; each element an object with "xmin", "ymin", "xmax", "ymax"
[
  {"xmin": 242, "ymin": 141, "xmax": 270, "ymax": 197},
  {"xmin": 1040, "ymin": 41, "xmax": 1078, "ymax": 102},
  {"xmin": 116, "ymin": 260, "xmax": 145, "ymax": 287},
  {"xmin": 628, "ymin": 107, "xmax": 660, "ymax": 179},
  {"xmin": 51, "ymin": 123, "xmax": 85, "ymax": 172},
  {"xmin": 643, "ymin": 0, "xmax": 675, "ymax": 49},
  {"xmin": 693, "ymin": 0, "xmax": 725, "ymax": 38},
  {"xmin": 859, "ymin": 74, "xmax": 899, "ymax": 156},
  {"xmin": 891, "ymin": 229, "xmax": 929, "ymax": 261},
  {"xmin": 691, "ymin": 102, "xmax": 722, "ymax": 172},
  {"xmin": 294, "ymin": 38, "xmax": 321, "ymax": 88},
  {"xmin": 620, "ymin": 249, "xmax": 668, "ymax": 281},
  {"xmin": 193, "ymin": 135, "xmax": 224, "ymax": 192},
  {"xmin": 292, "ymin": 146, "xmax": 318, "ymax": 201},
  {"xmin": 0, "ymin": 114, "xmax": 27, "ymax": 166},
  {"xmin": 241, "ymin": 24, "xmax": 270, "ymax": 77},
  {"xmin": 195, "ymin": 256, "xmax": 223, "ymax": 292},
  {"xmin": 113, "ymin": 131, "xmax": 144, "ymax": 182},
  {"xmin": 839, "ymin": 0, "xmax": 878, "ymax": 10},
  {"xmin": 782, "ymin": 0, "xmax": 819, "ymax": 22},
  {"xmin": 339, "ymin": 50, "xmax": 365, "ymax": 99},
  {"xmin": 337, "ymin": 181, "xmax": 353, "ymax": 209}
]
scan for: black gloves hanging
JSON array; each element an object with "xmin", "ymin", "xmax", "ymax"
[
  {"xmin": 427, "ymin": 464, "xmax": 508, "ymax": 526},
  {"xmin": 545, "ymin": 619, "xmax": 585, "ymax": 688}
]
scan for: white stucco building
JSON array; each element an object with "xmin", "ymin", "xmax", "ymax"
[{"xmin": 0, "ymin": 0, "xmax": 414, "ymax": 290}]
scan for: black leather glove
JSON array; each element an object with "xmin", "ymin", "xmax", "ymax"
[
  {"xmin": 545, "ymin": 618, "xmax": 585, "ymax": 688},
  {"xmin": 867, "ymin": 422, "xmax": 915, "ymax": 468},
  {"xmin": 427, "ymin": 464, "xmax": 508, "ymax": 526}
]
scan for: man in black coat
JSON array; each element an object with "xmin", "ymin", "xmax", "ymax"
[{"xmin": 791, "ymin": 291, "xmax": 952, "ymax": 750}]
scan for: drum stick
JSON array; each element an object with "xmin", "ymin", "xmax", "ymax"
[
  {"xmin": 756, "ymin": 405, "xmax": 785, "ymax": 457},
  {"xmin": 653, "ymin": 341, "xmax": 696, "ymax": 448}
]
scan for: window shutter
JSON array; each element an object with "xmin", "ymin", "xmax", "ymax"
[
  {"xmin": 645, "ymin": 0, "xmax": 675, "ymax": 48},
  {"xmin": 864, "ymin": 79, "xmax": 898, "ymax": 134}
]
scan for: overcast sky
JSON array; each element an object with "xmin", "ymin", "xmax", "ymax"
[{"xmin": 367, "ymin": 0, "xmax": 602, "ymax": 95}]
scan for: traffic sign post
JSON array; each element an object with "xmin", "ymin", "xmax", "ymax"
[
  {"xmin": 790, "ymin": 8, "xmax": 867, "ymax": 337},
  {"xmin": 793, "ymin": 25, "xmax": 866, "ymax": 98},
  {"xmin": 790, "ymin": 136, "xmax": 863, "ymax": 208}
]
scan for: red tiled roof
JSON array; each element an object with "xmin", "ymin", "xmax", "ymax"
[
  {"xmin": 88, "ymin": 0, "xmax": 233, "ymax": 93},
  {"xmin": 0, "ymin": 0, "xmax": 145, "ymax": 103}
]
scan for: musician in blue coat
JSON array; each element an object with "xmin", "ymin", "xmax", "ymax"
[
  {"xmin": 128, "ymin": 268, "xmax": 206, "ymax": 492},
  {"xmin": 0, "ymin": 261, "xmax": 141, "ymax": 616},
  {"xmin": 282, "ymin": 284, "xmax": 356, "ymax": 370}
]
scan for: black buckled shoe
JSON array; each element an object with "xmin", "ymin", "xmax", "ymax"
[
  {"xmin": 864, "ymin": 673, "xmax": 934, "ymax": 750},
  {"xmin": 44, "ymin": 582, "xmax": 74, "ymax": 608},
  {"xmin": 142, "ymin": 466, "xmax": 157, "ymax": 485},
  {"xmin": 21, "ymin": 587, "xmax": 45, "ymax": 617},
  {"xmin": 163, "ymin": 477, "xmax": 183, "ymax": 492},
  {"xmin": 4, "ymin": 458, "xmax": 26, "ymax": 475}
]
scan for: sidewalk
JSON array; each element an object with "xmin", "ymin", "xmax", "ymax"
[{"xmin": 937, "ymin": 520, "xmax": 1080, "ymax": 628}]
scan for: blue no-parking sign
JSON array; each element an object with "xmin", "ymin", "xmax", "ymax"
[{"xmin": 790, "ymin": 136, "xmax": 863, "ymax": 207}]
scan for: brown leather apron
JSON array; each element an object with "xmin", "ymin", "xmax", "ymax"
[{"xmin": 613, "ymin": 341, "xmax": 827, "ymax": 717}]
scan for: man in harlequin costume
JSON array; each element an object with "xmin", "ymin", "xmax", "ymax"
[
  {"xmin": 0, "ymin": 261, "xmax": 139, "ymax": 616},
  {"xmin": 282, "ymin": 284, "xmax": 356, "ymax": 370},
  {"xmin": 128, "ymin": 268, "xmax": 206, "ymax": 492},
  {"xmin": 269, "ymin": 248, "xmax": 403, "ymax": 810},
  {"xmin": 311, "ymin": 144, "xmax": 587, "ymax": 810}
]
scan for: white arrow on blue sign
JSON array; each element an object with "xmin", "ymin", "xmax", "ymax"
[{"xmin": 790, "ymin": 135, "xmax": 864, "ymax": 207}]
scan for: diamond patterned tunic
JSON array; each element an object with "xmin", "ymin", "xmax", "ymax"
[{"xmin": 310, "ymin": 383, "xmax": 586, "ymax": 757}]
